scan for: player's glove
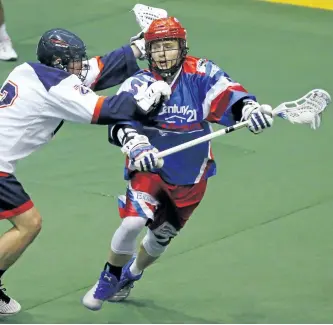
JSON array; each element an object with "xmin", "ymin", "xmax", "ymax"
[
  {"xmin": 130, "ymin": 30, "xmax": 146, "ymax": 60},
  {"xmin": 121, "ymin": 134, "xmax": 164, "ymax": 172},
  {"xmin": 241, "ymin": 99, "xmax": 274, "ymax": 134},
  {"xmin": 134, "ymin": 81, "xmax": 171, "ymax": 115}
]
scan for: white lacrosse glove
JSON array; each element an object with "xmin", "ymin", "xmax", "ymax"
[
  {"xmin": 134, "ymin": 81, "xmax": 171, "ymax": 114},
  {"xmin": 241, "ymin": 100, "xmax": 274, "ymax": 134},
  {"xmin": 130, "ymin": 30, "xmax": 146, "ymax": 60},
  {"xmin": 121, "ymin": 134, "xmax": 164, "ymax": 172}
]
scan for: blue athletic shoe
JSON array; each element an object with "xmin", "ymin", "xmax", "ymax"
[
  {"xmin": 108, "ymin": 257, "xmax": 143, "ymax": 302},
  {"xmin": 82, "ymin": 270, "xmax": 119, "ymax": 310}
]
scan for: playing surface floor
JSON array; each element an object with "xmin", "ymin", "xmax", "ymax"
[{"xmin": 1, "ymin": 0, "xmax": 333, "ymax": 323}]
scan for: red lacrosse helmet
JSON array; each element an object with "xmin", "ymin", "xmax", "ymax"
[
  {"xmin": 145, "ymin": 17, "xmax": 187, "ymax": 42},
  {"xmin": 145, "ymin": 17, "xmax": 189, "ymax": 77}
]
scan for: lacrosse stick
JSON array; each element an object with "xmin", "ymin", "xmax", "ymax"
[
  {"xmin": 132, "ymin": 4, "xmax": 168, "ymax": 32},
  {"xmin": 155, "ymin": 89, "xmax": 331, "ymax": 159}
]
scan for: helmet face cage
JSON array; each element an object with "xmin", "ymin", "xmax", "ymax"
[
  {"xmin": 146, "ymin": 38, "xmax": 188, "ymax": 78},
  {"xmin": 51, "ymin": 47, "xmax": 89, "ymax": 82}
]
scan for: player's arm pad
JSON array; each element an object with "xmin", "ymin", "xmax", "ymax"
[
  {"xmin": 231, "ymin": 97, "xmax": 256, "ymax": 122},
  {"xmin": 108, "ymin": 122, "xmax": 143, "ymax": 146}
]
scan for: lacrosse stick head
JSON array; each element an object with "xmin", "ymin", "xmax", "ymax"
[
  {"xmin": 273, "ymin": 89, "xmax": 331, "ymax": 129},
  {"xmin": 132, "ymin": 4, "xmax": 168, "ymax": 31}
]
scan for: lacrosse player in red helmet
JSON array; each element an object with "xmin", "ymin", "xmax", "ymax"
[{"xmin": 83, "ymin": 16, "xmax": 274, "ymax": 310}]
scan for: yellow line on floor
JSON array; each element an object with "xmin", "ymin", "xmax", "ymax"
[{"xmin": 261, "ymin": 0, "xmax": 333, "ymax": 10}]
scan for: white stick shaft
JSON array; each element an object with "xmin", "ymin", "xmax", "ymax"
[
  {"xmin": 141, "ymin": 88, "xmax": 329, "ymax": 161},
  {"xmin": 156, "ymin": 120, "xmax": 250, "ymax": 159}
]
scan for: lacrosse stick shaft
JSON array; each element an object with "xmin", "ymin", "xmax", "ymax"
[
  {"xmin": 156, "ymin": 120, "xmax": 250, "ymax": 159},
  {"xmin": 154, "ymin": 88, "xmax": 330, "ymax": 159}
]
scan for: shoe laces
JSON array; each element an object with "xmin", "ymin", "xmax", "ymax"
[{"xmin": 0, "ymin": 282, "xmax": 10, "ymax": 304}]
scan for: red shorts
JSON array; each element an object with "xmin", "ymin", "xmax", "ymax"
[
  {"xmin": 118, "ymin": 172, "xmax": 207, "ymax": 231},
  {"xmin": 0, "ymin": 172, "xmax": 34, "ymax": 220}
]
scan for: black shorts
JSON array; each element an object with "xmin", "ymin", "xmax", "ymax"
[{"xmin": 0, "ymin": 172, "xmax": 34, "ymax": 220}]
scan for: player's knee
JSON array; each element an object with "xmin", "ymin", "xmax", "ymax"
[
  {"xmin": 111, "ymin": 216, "xmax": 146, "ymax": 255},
  {"xmin": 25, "ymin": 209, "xmax": 42, "ymax": 235},
  {"xmin": 142, "ymin": 229, "xmax": 169, "ymax": 257},
  {"xmin": 121, "ymin": 217, "xmax": 146, "ymax": 236},
  {"xmin": 142, "ymin": 222, "xmax": 178, "ymax": 257},
  {"xmin": 11, "ymin": 207, "xmax": 42, "ymax": 238}
]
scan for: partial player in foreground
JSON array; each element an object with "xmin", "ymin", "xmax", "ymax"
[
  {"xmin": 0, "ymin": 0, "xmax": 17, "ymax": 61},
  {"xmin": 0, "ymin": 27, "xmax": 171, "ymax": 315},
  {"xmin": 82, "ymin": 16, "xmax": 275, "ymax": 310}
]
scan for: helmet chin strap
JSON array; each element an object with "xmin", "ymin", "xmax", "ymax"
[
  {"xmin": 52, "ymin": 57, "xmax": 65, "ymax": 71},
  {"xmin": 161, "ymin": 66, "xmax": 182, "ymax": 86}
]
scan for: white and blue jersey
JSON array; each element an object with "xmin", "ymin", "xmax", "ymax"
[
  {"xmin": 0, "ymin": 45, "xmax": 140, "ymax": 174},
  {"xmin": 109, "ymin": 55, "xmax": 256, "ymax": 186}
]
